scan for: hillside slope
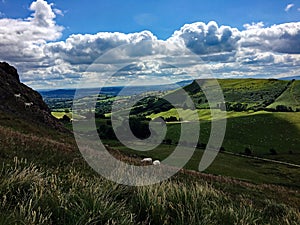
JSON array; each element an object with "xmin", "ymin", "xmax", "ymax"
[
  {"xmin": 268, "ymin": 80, "xmax": 300, "ymax": 110},
  {"xmin": 0, "ymin": 62, "xmax": 65, "ymax": 131},
  {"xmin": 134, "ymin": 79, "xmax": 293, "ymax": 116},
  {"xmin": 184, "ymin": 78, "xmax": 291, "ymax": 110}
]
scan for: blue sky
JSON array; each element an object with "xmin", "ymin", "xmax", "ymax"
[
  {"xmin": 0, "ymin": 0, "xmax": 300, "ymax": 88},
  {"xmin": 2, "ymin": 0, "xmax": 300, "ymax": 40}
]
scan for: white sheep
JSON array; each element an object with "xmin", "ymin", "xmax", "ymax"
[
  {"xmin": 153, "ymin": 160, "xmax": 160, "ymax": 166},
  {"xmin": 24, "ymin": 102, "xmax": 33, "ymax": 108},
  {"xmin": 14, "ymin": 93, "xmax": 21, "ymax": 98},
  {"xmin": 141, "ymin": 158, "xmax": 152, "ymax": 163}
]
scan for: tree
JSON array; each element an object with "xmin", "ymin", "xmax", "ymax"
[
  {"xmin": 60, "ymin": 115, "xmax": 71, "ymax": 122},
  {"xmin": 165, "ymin": 116, "xmax": 178, "ymax": 122},
  {"xmin": 95, "ymin": 113, "xmax": 106, "ymax": 119},
  {"xmin": 244, "ymin": 147, "xmax": 252, "ymax": 156},
  {"xmin": 197, "ymin": 143, "xmax": 206, "ymax": 149},
  {"xmin": 97, "ymin": 125, "xmax": 116, "ymax": 140},
  {"xmin": 163, "ymin": 139, "xmax": 172, "ymax": 145},
  {"xmin": 275, "ymin": 105, "xmax": 293, "ymax": 112},
  {"xmin": 182, "ymin": 102, "xmax": 189, "ymax": 110},
  {"xmin": 269, "ymin": 148, "xmax": 277, "ymax": 155}
]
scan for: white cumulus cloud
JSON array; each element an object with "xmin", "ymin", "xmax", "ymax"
[
  {"xmin": 240, "ymin": 22, "xmax": 300, "ymax": 54},
  {"xmin": 285, "ymin": 4, "xmax": 294, "ymax": 12},
  {"xmin": 0, "ymin": 0, "xmax": 63, "ymax": 63},
  {"xmin": 0, "ymin": 1, "xmax": 300, "ymax": 89},
  {"xmin": 168, "ymin": 21, "xmax": 241, "ymax": 55}
]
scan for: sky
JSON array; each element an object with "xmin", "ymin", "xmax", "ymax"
[{"xmin": 0, "ymin": 0, "xmax": 300, "ymax": 89}]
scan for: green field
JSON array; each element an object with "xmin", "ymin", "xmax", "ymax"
[
  {"xmin": 104, "ymin": 139, "xmax": 300, "ymax": 188},
  {"xmin": 51, "ymin": 111, "xmax": 73, "ymax": 119},
  {"xmin": 50, "ymin": 108, "xmax": 300, "ymax": 187},
  {"xmin": 146, "ymin": 110, "xmax": 300, "ymax": 162}
]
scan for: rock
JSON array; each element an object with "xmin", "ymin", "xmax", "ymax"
[{"xmin": 0, "ymin": 62, "xmax": 20, "ymax": 83}]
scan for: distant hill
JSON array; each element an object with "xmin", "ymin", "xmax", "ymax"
[
  {"xmin": 183, "ymin": 79, "xmax": 294, "ymax": 110},
  {"xmin": 0, "ymin": 62, "xmax": 65, "ymax": 131},
  {"xmin": 39, "ymin": 80, "xmax": 193, "ymax": 99},
  {"xmin": 279, "ymin": 76, "xmax": 300, "ymax": 80},
  {"xmin": 134, "ymin": 78, "xmax": 300, "ymax": 115}
]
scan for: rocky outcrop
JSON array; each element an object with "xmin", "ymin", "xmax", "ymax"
[{"xmin": 0, "ymin": 62, "xmax": 66, "ymax": 131}]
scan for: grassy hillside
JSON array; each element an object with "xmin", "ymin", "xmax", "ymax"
[
  {"xmin": 147, "ymin": 109, "xmax": 300, "ymax": 162},
  {"xmin": 1, "ymin": 110, "xmax": 300, "ymax": 224},
  {"xmin": 268, "ymin": 80, "xmax": 300, "ymax": 110},
  {"xmin": 105, "ymin": 138, "xmax": 300, "ymax": 188},
  {"xmin": 140, "ymin": 79, "xmax": 294, "ymax": 115},
  {"xmin": 3, "ymin": 77, "xmax": 299, "ymax": 224},
  {"xmin": 186, "ymin": 79, "xmax": 292, "ymax": 109}
]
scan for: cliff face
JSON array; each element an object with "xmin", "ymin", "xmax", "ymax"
[{"xmin": 0, "ymin": 62, "xmax": 65, "ymax": 131}]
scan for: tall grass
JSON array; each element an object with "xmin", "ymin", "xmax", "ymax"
[
  {"xmin": 0, "ymin": 157, "xmax": 135, "ymax": 225},
  {"xmin": 131, "ymin": 180, "xmax": 300, "ymax": 225},
  {"xmin": 0, "ymin": 157, "xmax": 299, "ymax": 225}
]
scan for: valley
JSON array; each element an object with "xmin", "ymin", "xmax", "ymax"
[{"xmin": 1, "ymin": 63, "xmax": 299, "ymax": 224}]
